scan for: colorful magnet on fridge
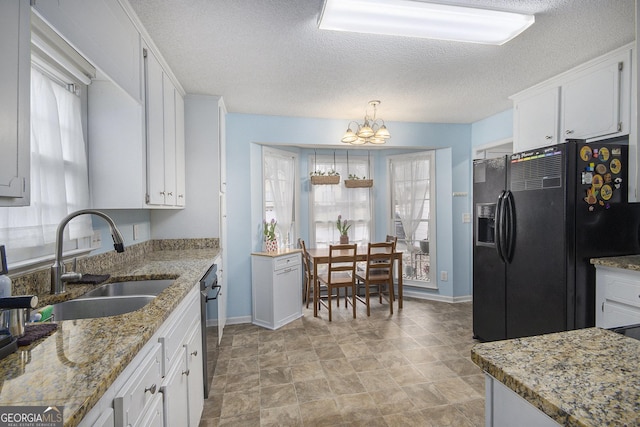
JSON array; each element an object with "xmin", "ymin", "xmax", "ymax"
[
  {"xmin": 580, "ymin": 146, "xmax": 593, "ymax": 161},
  {"xmin": 591, "ymin": 174, "xmax": 603, "ymax": 189},
  {"xmin": 595, "ymin": 164, "xmax": 607, "ymax": 175},
  {"xmin": 600, "ymin": 147, "xmax": 610, "ymax": 161},
  {"xmin": 600, "ymin": 184, "xmax": 613, "ymax": 201},
  {"xmin": 582, "ymin": 172, "xmax": 593, "ymax": 185},
  {"xmin": 604, "ymin": 173, "xmax": 612, "ymax": 183},
  {"xmin": 610, "ymin": 159, "xmax": 621, "ymax": 174}
]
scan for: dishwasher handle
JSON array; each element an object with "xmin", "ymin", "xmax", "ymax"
[{"xmin": 204, "ymin": 284, "xmax": 221, "ymax": 302}]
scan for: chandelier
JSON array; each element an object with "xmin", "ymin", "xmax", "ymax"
[{"xmin": 341, "ymin": 100, "xmax": 390, "ymax": 145}]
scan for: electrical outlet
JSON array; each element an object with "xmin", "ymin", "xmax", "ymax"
[
  {"xmin": 462, "ymin": 213, "xmax": 471, "ymax": 223},
  {"xmin": 440, "ymin": 271, "xmax": 448, "ymax": 281},
  {"xmin": 91, "ymin": 230, "xmax": 102, "ymax": 248},
  {"xmin": 133, "ymin": 224, "xmax": 140, "ymax": 240}
]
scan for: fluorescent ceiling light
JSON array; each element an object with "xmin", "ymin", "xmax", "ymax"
[{"xmin": 318, "ymin": 0, "xmax": 535, "ymax": 45}]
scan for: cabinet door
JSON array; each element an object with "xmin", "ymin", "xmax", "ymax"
[
  {"xmin": 562, "ymin": 60, "xmax": 622, "ymax": 140},
  {"xmin": 175, "ymin": 93, "xmax": 186, "ymax": 206},
  {"xmin": 513, "ymin": 87, "xmax": 560, "ymax": 152},
  {"xmin": 185, "ymin": 322, "xmax": 204, "ymax": 426},
  {"xmin": 0, "ymin": 0, "xmax": 29, "ymax": 205},
  {"xmin": 161, "ymin": 352, "xmax": 189, "ymax": 427},
  {"xmin": 162, "ymin": 74, "xmax": 177, "ymax": 206},
  {"xmin": 137, "ymin": 394, "xmax": 164, "ymax": 427},
  {"xmin": 273, "ymin": 265, "xmax": 302, "ymax": 329},
  {"xmin": 218, "ymin": 99, "xmax": 227, "ymax": 194},
  {"xmin": 145, "ymin": 46, "xmax": 166, "ymax": 206}
]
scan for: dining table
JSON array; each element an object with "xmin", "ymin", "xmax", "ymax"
[{"xmin": 306, "ymin": 246, "xmax": 404, "ymax": 317}]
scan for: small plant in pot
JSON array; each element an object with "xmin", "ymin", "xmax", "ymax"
[
  {"xmin": 263, "ymin": 219, "xmax": 278, "ymax": 252},
  {"xmin": 336, "ymin": 215, "xmax": 351, "ymax": 244}
]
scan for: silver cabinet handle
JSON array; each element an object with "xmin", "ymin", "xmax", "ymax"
[
  {"xmin": 178, "ymin": 194, "xmax": 184, "ymax": 198},
  {"xmin": 159, "ymin": 191, "xmax": 165, "ymax": 195},
  {"xmin": 167, "ymin": 192, "xmax": 173, "ymax": 196},
  {"xmin": 545, "ymin": 135, "xmax": 552, "ymax": 140},
  {"xmin": 565, "ymin": 130, "xmax": 574, "ymax": 134},
  {"xmin": 145, "ymin": 384, "xmax": 157, "ymax": 394},
  {"xmin": 191, "ymin": 350, "xmax": 198, "ymax": 356},
  {"xmin": 182, "ymin": 369, "xmax": 190, "ymax": 376}
]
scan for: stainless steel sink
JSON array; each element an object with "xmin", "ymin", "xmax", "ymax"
[
  {"xmin": 79, "ymin": 279, "xmax": 175, "ymax": 299},
  {"xmin": 51, "ymin": 295, "xmax": 155, "ymax": 321}
]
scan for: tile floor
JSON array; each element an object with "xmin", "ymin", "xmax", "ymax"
[{"xmin": 199, "ymin": 297, "xmax": 484, "ymax": 426}]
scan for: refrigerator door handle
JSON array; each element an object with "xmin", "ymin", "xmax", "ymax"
[
  {"xmin": 495, "ymin": 191, "xmax": 506, "ymax": 262},
  {"xmin": 504, "ymin": 190, "xmax": 516, "ymax": 263}
]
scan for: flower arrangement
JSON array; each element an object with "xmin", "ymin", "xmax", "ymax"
[
  {"xmin": 263, "ymin": 219, "xmax": 277, "ymax": 241},
  {"xmin": 336, "ymin": 215, "xmax": 351, "ymax": 236}
]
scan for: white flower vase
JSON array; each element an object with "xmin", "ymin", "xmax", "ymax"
[{"xmin": 265, "ymin": 239, "xmax": 278, "ymax": 252}]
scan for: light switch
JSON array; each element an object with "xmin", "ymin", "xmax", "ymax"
[{"xmin": 462, "ymin": 213, "xmax": 471, "ymax": 223}]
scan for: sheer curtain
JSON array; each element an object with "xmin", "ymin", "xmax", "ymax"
[
  {"xmin": 391, "ymin": 156, "xmax": 430, "ymax": 246},
  {"xmin": 0, "ymin": 68, "xmax": 92, "ymax": 253},
  {"xmin": 264, "ymin": 149, "xmax": 295, "ymax": 246}
]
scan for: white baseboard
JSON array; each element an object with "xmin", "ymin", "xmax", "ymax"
[{"xmin": 402, "ymin": 288, "xmax": 472, "ymax": 303}]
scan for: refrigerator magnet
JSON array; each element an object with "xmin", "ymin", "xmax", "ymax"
[
  {"xmin": 580, "ymin": 146, "xmax": 592, "ymax": 161},
  {"xmin": 601, "ymin": 185, "xmax": 613, "ymax": 200},
  {"xmin": 610, "ymin": 159, "xmax": 621, "ymax": 174},
  {"xmin": 595, "ymin": 164, "xmax": 607, "ymax": 175},
  {"xmin": 591, "ymin": 175, "xmax": 603, "ymax": 189},
  {"xmin": 600, "ymin": 147, "xmax": 610, "ymax": 161},
  {"xmin": 581, "ymin": 171, "xmax": 593, "ymax": 184}
]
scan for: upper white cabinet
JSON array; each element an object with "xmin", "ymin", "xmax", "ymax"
[
  {"xmin": 0, "ymin": 0, "xmax": 30, "ymax": 206},
  {"xmin": 145, "ymin": 46, "xmax": 185, "ymax": 208},
  {"xmin": 511, "ymin": 44, "xmax": 632, "ymax": 153},
  {"xmin": 562, "ymin": 55, "xmax": 627, "ymax": 140},
  {"xmin": 32, "ymin": 0, "xmax": 142, "ymax": 102},
  {"xmin": 513, "ymin": 86, "xmax": 560, "ymax": 151}
]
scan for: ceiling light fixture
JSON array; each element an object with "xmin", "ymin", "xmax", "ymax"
[
  {"xmin": 318, "ymin": 0, "xmax": 535, "ymax": 45},
  {"xmin": 341, "ymin": 100, "xmax": 390, "ymax": 145}
]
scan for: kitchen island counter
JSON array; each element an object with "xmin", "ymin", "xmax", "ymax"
[
  {"xmin": 0, "ymin": 241, "xmax": 219, "ymax": 427},
  {"xmin": 471, "ymin": 327, "xmax": 640, "ymax": 427}
]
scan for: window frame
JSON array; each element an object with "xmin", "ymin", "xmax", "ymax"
[{"xmin": 387, "ymin": 151, "xmax": 437, "ymax": 289}]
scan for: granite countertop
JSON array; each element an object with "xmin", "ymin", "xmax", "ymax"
[
  {"xmin": 0, "ymin": 244, "xmax": 220, "ymax": 427},
  {"xmin": 251, "ymin": 248, "xmax": 301, "ymax": 258},
  {"xmin": 591, "ymin": 254, "xmax": 640, "ymax": 272},
  {"xmin": 471, "ymin": 328, "xmax": 640, "ymax": 427}
]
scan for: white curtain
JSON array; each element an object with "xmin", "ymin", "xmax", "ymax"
[
  {"xmin": 391, "ymin": 156, "xmax": 430, "ymax": 246},
  {"xmin": 264, "ymin": 151, "xmax": 295, "ymax": 245},
  {"xmin": 0, "ymin": 68, "xmax": 92, "ymax": 249}
]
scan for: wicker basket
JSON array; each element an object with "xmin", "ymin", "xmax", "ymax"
[
  {"xmin": 344, "ymin": 179, "xmax": 373, "ymax": 188},
  {"xmin": 310, "ymin": 175, "xmax": 340, "ymax": 185}
]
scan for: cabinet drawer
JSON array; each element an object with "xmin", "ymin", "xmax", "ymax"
[
  {"xmin": 605, "ymin": 276, "xmax": 640, "ymax": 309},
  {"xmin": 114, "ymin": 343, "xmax": 162, "ymax": 427},
  {"xmin": 602, "ymin": 300, "xmax": 640, "ymax": 329},
  {"xmin": 158, "ymin": 301, "xmax": 199, "ymax": 376},
  {"xmin": 274, "ymin": 254, "xmax": 300, "ymax": 271}
]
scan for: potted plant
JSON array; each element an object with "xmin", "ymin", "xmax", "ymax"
[
  {"xmin": 336, "ymin": 215, "xmax": 351, "ymax": 244},
  {"xmin": 344, "ymin": 173, "xmax": 373, "ymax": 188},
  {"xmin": 263, "ymin": 219, "xmax": 278, "ymax": 252},
  {"xmin": 310, "ymin": 169, "xmax": 340, "ymax": 185}
]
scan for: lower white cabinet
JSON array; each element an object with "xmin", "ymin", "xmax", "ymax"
[
  {"xmin": 485, "ymin": 374, "xmax": 560, "ymax": 427},
  {"xmin": 251, "ymin": 251, "xmax": 302, "ymax": 330},
  {"xmin": 78, "ymin": 286, "xmax": 204, "ymax": 427},
  {"xmin": 595, "ymin": 265, "xmax": 640, "ymax": 328},
  {"xmin": 161, "ymin": 318, "xmax": 203, "ymax": 427}
]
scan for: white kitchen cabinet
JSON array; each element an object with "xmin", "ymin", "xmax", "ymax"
[
  {"xmin": 485, "ymin": 374, "xmax": 560, "ymax": 427},
  {"xmin": 32, "ymin": 0, "xmax": 142, "ymax": 102},
  {"xmin": 595, "ymin": 265, "xmax": 640, "ymax": 328},
  {"xmin": 513, "ymin": 86, "xmax": 560, "ymax": 152},
  {"xmin": 251, "ymin": 251, "xmax": 303, "ymax": 330},
  {"xmin": 219, "ymin": 99, "xmax": 227, "ymax": 194},
  {"xmin": 78, "ymin": 286, "xmax": 203, "ymax": 427},
  {"xmin": 0, "ymin": 0, "xmax": 30, "ymax": 206},
  {"xmin": 562, "ymin": 51, "xmax": 629, "ymax": 141},
  {"xmin": 144, "ymin": 45, "xmax": 185, "ymax": 208},
  {"xmin": 113, "ymin": 343, "xmax": 163, "ymax": 427},
  {"xmin": 511, "ymin": 44, "xmax": 632, "ymax": 153}
]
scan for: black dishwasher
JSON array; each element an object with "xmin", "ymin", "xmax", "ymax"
[{"xmin": 200, "ymin": 263, "xmax": 219, "ymax": 398}]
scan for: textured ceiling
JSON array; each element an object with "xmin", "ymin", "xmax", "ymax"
[{"xmin": 128, "ymin": 0, "xmax": 635, "ymax": 124}]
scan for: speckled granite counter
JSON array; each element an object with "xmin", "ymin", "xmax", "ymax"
[
  {"xmin": 591, "ymin": 254, "xmax": 640, "ymax": 272},
  {"xmin": 471, "ymin": 328, "xmax": 640, "ymax": 427},
  {"xmin": 0, "ymin": 240, "xmax": 220, "ymax": 427}
]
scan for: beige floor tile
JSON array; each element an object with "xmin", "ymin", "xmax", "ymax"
[{"xmin": 202, "ymin": 298, "xmax": 484, "ymax": 427}]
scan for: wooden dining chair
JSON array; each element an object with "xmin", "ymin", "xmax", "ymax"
[
  {"xmin": 355, "ymin": 241, "xmax": 395, "ymax": 316},
  {"xmin": 316, "ymin": 244, "xmax": 357, "ymax": 321},
  {"xmin": 298, "ymin": 239, "xmax": 315, "ymax": 308}
]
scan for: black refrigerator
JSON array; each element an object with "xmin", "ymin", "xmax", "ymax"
[{"xmin": 473, "ymin": 137, "xmax": 640, "ymax": 342}]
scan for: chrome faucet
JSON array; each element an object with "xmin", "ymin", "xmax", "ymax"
[{"xmin": 51, "ymin": 209, "xmax": 125, "ymax": 295}]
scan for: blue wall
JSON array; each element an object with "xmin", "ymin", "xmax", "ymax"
[{"xmin": 226, "ymin": 113, "xmax": 473, "ymax": 319}]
